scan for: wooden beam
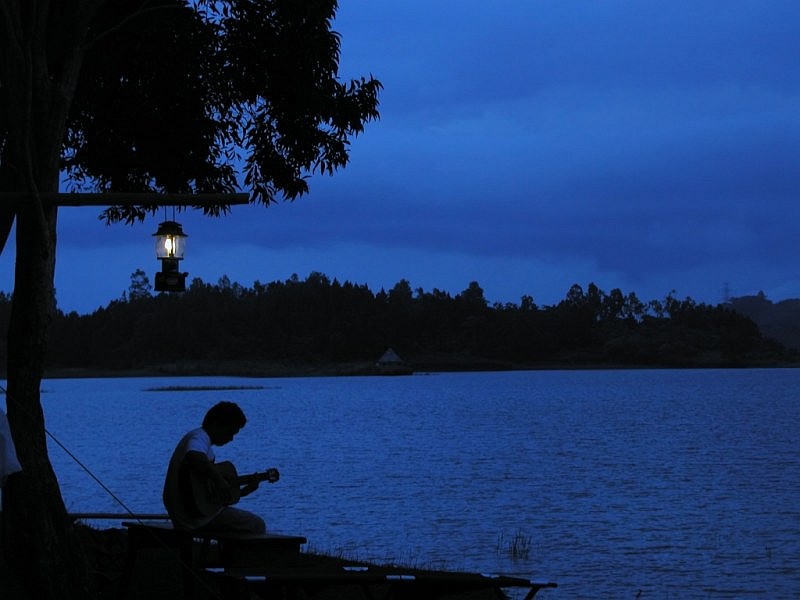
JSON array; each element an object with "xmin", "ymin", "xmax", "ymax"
[{"xmin": 0, "ymin": 192, "xmax": 250, "ymax": 207}]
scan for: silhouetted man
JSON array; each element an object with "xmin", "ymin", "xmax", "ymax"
[{"xmin": 163, "ymin": 401, "xmax": 272, "ymax": 533}]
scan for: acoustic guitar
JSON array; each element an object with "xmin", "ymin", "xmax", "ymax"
[{"xmin": 189, "ymin": 460, "xmax": 280, "ymax": 517}]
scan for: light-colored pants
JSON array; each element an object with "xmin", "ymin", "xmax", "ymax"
[{"xmin": 199, "ymin": 506, "xmax": 266, "ymax": 534}]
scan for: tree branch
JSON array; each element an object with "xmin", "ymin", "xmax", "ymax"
[
  {"xmin": 84, "ymin": 0, "xmax": 186, "ymax": 51},
  {"xmin": 0, "ymin": 208, "xmax": 15, "ymax": 255}
]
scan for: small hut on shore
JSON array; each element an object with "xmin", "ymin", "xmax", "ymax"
[{"xmin": 374, "ymin": 348, "xmax": 412, "ymax": 375}]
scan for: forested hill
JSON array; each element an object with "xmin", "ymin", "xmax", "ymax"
[
  {"xmin": 0, "ymin": 272, "xmax": 795, "ymax": 376},
  {"xmin": 725, "ymin": 292, "xmax": 800, "ymax": 351}
]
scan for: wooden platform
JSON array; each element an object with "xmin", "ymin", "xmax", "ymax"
[
  {"xmin": 70, "ymin": 516, "xmax": 557, "ymax": 600},
  {"xmin": 118, "ymin": 520, "xmax": 307, "ymax": 599},
  {"xmin": 207, "ymin": 564, "xmax": 558, "ymax": 599}
]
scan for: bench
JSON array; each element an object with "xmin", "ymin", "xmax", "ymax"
[{"xmin": 118, "ymin": 520, "xmax": 306, "ymax": 600}]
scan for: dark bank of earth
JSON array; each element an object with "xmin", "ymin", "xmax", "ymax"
[
  {"xmin": 0, "ymin": 523, "xmax": 530, "ymax": 599},
  {"xmin": 40, "ymin": 354, "xmax": 513, "ymax": 379}
]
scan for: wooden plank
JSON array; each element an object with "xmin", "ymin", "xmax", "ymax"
[
  {"xmin": 70, "ymin": 512, "xmax": 170, "ymax": 521},
  {"xmin": 121, "ymin": 521, "xmax": 306, "ymax": 544},
  {"xmin": 0, "ymin": 192, "xmax": 250, "ymax": 207}
]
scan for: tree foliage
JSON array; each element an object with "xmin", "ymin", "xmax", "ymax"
[{"xmin": 61, "ymin": 0, "xmax": 382, "ymax": 224}]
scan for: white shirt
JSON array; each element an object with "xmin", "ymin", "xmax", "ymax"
[
  {"xmin": 162, "ymin": 427, "xmax": 220, "ymax": 529},
  {"xmin": 1, "ymin": 409, "xmax": 22, "ymax": 487}
]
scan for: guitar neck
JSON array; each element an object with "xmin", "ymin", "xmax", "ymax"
[{"xmin": 237, "ymin": 469, "xmax": 278, "ymax": 486}]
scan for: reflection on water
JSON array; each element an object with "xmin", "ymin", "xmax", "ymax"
[{"xmin": 30, "ymin": 369, "xmax": 800, "ymax": 598}]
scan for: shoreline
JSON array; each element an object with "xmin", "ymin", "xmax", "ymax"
[
  {"xmin": 33, "ymin": 358, "xmax": 800, "ymax": 380},
  {"xmin": 0, "ymin": 347, "xmax": 789, "ymax": 381}
]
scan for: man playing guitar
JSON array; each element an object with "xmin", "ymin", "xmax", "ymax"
[{"xmin": 162, "ymin": 401, "xmax": 278, "ymax": 533}]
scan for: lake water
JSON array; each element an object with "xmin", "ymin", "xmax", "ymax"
[{"xmin": 22, "ymin": 369, "xmax": 800, "ymax": 598}]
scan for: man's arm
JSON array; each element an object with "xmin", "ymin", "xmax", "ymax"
[{"xmin": 239, "ymin": 480, "xmax": 260, "ymax": 497}]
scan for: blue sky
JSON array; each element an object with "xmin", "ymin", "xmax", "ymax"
[{"xmin": 3, "ymin": 0, "xmax": 800, "ymax": 315}]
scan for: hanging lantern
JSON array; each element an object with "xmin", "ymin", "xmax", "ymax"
[{"xmin": 153, "ymin": 220, "xmax": 188, "ymax": 292}]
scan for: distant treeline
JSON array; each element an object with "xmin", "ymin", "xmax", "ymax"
[{"xmin": 0, "ymin": 271, "xmax": 795, "ymax": 374}]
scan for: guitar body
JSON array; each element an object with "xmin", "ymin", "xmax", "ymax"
[{"xmin": 189, "ymin": 460, "xmax": 279, "ymax": 517}]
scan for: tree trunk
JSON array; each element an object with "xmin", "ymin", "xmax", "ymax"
[
  {"xmin": 1, "ymin": 3, "xmax": 104, "ymax": 596},
  {"xmin": 2, "ymin": 203, "xmax": 96, "ymax": 598}
]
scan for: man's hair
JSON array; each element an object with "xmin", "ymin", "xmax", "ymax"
[{"xmin": 202, "ymin": 401, "xmax": 247, "ymax": 430}]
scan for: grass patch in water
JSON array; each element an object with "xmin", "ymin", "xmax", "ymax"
[
  {"xmin": 145, "ymin": 385, "xmax": 267, "ymax": 392},
  {"xmin": 497, "ymin": 529, "xmax": 532, "ymax": 561}
]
